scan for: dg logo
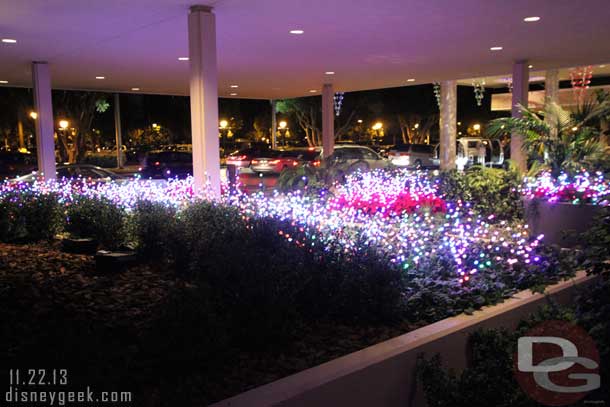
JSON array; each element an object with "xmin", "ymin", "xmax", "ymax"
[{"xmin": 514, "ymin": 320, "xmax": 601, "ymax": 406}]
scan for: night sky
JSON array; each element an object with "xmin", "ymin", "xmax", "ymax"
[{"xmin": 2, "ymin": 76, "xmax": 609, "ymax": 148}]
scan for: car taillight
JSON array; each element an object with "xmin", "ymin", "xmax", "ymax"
[
  {"xmin": 292, "ymin": 160, "xmax": 298, "ymax": 166},
  {"xmin": 269, "ymin": 160, "xmax": 280, "ymax": 165},
  {"xmin": 154, "ymin": 161, "xmax": 160, "ymax": 166},
  {"xmin": 233, "ymin": 155, "xmax": 247, "ymax": 161},
  {"xmin": 251, "ymin": 159, "xmax": 260, "ymax": 164},
  {"xmin": 312, "ymin": 160, "xmax": 321, "ymax": 167}
]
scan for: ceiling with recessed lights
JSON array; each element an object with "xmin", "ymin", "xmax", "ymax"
[{"xmin": 1, "ymin": 0, "xmax": 610, "ymax": 99}]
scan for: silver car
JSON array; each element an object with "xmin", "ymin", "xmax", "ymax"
[
  {"xmin": 388, "ymin": 144, "xmax": 437, "ymax": 168},
  {"xmin": 322, "ymin": 145, "xmax": 390, "ymax": 172}
]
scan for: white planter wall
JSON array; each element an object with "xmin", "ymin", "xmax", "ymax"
[{"xmin": 211, "ymin": 271, "xmax": 595, "ymax": 407}]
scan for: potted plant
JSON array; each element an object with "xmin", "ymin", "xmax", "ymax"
[{"xmin": 487, "ymin": 93, "xmax": 610, "ymax": 247}]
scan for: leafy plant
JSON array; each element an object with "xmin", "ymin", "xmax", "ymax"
[
  {"xmin": 575, "ymin": 207, "xmax": 610, "ymax": 275},
  {"xmin": 129, "ymin": 200, "xmax": 177, "ymax": 261},
  {"xmin": 0, "ymin": 191, "xmax": 62, "ymax": 242},
  {"xmin": 487, "ymin": 98, "xmax": 610, "ymax": 178},
  {"xmin": 437, "ymin": 165, "xmax": 523, "ymax": 222},
  {"xmin": 65, "ymin": 195, "xmax": 127, "ymax": 250},
  {"xmin": 416, "ymin": 303, "xmax": 582, "ymax": 407}
]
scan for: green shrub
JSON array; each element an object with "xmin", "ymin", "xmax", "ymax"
[
  {"xmin": 129, "ymin": 200, "xmax": 177, "ymax": 261},
  {"xmin": 437, "ymin": 166, "xmax": 523, "ymax": 222},
  {"xmin": 65, "ymin": 195, "xmax": 127, "ymax": 250},
  {"xmin": 0, "ymin": 191, "xmax": 62, "ymax": 242},
  {"xmin": 577, "ymin": 207, "xmax": 610, "ymax": 275},
  {"xmin": 416, "ymin": 277, "xmax": 610, "ymax": 406},
  {"xmin": 168, "ymin": 200, "xmax": 246, "ymax": 274},
  {"xmin": 416, "ymin": 305, "xmax": 574, "ymax": 407}
]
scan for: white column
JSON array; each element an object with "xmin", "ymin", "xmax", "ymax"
[
  {"xmin": 511, "ymin": 61, "xmax": 529, "ymax": 173},
  {"xmin": 270, "ymin": 99, "xmax": 277, "ymax": 149},
  {"xmin": 439, "ymin": 80, "xmax": 457, "ymax": 170},
  {"xmin": 188, "ymin": 5, "xmax": 220, "ymax": 196},
  {"xmin": 322, "ymin": 83, "xmax": 334, "ymax": 158},
  {"xmin": 113, "ymin": 93, "xmax": 124, "ymax": 168},
  {"xmin": 32, "ymin": 62, "xmax": 56, "ymax": 180}
]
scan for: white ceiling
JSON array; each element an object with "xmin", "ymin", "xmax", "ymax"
[{"xmin": 1, "ymin": 0, "xmax": 610, "ymax": 99}]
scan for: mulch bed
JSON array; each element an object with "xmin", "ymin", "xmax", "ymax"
[{"xmin": 0, "ymin": 243, "xmax": 419, "ymax": 406}]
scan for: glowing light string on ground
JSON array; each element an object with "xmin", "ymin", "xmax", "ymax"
[{"xmin": 4, "ymin": 169, "xmax": 602, "ymax": 286}]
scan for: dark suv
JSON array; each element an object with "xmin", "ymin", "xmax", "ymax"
[{"xmin": 139, "ymin": 151, "xmax": 192, "ymax": 179}]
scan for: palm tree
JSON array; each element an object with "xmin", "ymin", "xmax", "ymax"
[{"xmin": 487, "ymin": 96, "xmax": 610, "ymax": 178}]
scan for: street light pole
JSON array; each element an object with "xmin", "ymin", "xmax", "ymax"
[{"xmin": 113, "ymin": 93, "xmax": 123, "ymax": 168}]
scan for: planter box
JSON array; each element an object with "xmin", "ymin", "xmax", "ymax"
[
  {"xmin": 524, "ymin": 198, "xmax": 605, "ymax": 247},
  {"xmin": 61, "ymin": 237, "xmax": 99, "ymax": 255},
  {"xmin": 94, "ymin": 250, "xmax": 137, "ymax": 273},
  {"xmin": 210, "ymin": 271, "xmax": 596, "ymax": 407}
]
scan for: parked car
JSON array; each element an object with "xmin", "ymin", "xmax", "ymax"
[
  {"xmin": 431, "ymin": 138, "xmax": 504, "ymax": 169},
  {"xmin": 250, "ymin": 148, "xmax": 320, "ymax": 174},
  {"xmin": 225, "ymin": 144, "xmax": 272, "ymax": 170},
  {"xmin": 0, "ymin": 151, "xmax": 37, "ymax": 178},
  {"xmin": 322, "ymin": 145, "xmax": 390, "ymax": 172},
  {"xmin": 388, "ymin": 144, "xmax": 437, "ymax": 168},
  {"xmin": 139, "ymin": 151, "xmax": 192, "ymax": 179},
  {"xmin": 13, "ymin": 164, "xmax": 124, "ymax": 183}
]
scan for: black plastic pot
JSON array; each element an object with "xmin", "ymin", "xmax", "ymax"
[
  {"xmin": 94, "ymin": 250, "xmax": 137, "ymax": 273},
  {"xmin": 61, "ymin": 237, "xmax": 99, "ymax": 255}
]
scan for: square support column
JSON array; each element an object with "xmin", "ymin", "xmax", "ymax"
[
  {"xmin": 511, "ymin": 61, "xmax": 529, "ymax": 173},
  {"xmin": 322, "ymin": 84, "xmax": 334, "ymax": 158},
  {"xmin": 189, "ymin": 5, "xmax": 220, "ymax": 196},
  {"xmin": 439, "ymin": 80, "xmax": 457, "ymax": 170},
  {"xmin": 32, "ymin": 62, "xmax": 56, "ymax": 180},
  {"xmin": 113, "ymin": 93, "xmax": 124, "ymax": 168}
]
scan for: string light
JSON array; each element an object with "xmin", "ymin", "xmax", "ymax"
[{"xmin": 3, "ymin": 168, "xmax": 594, "ymax": 286}]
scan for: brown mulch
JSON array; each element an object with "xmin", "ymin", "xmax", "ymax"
[
  {"xmin": 0, "ymin": 242, "xmax": 419, "ymax": 405},
  {"xmin": 0, "ymin": 243, "xmax": 178, "ymax": 328}
]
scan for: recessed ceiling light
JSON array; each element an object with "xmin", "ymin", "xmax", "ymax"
[
  {"xmin": 407, "ymin": 78, "xmax": 416, "ymax": 82},
  {"xmin": 309, "ymin": 89, "xmax": 317, "ymax": 93},
  {"xmin": 528, "ymin": 64, "xmax": 533, "ymax": 69},
  {"xmin": 131, "ymin": 87, "xmax": 140, "ymax": 91},
  {"xmin": 523, "ymin": 16, "xmax": 541, "ymax": 22},
  {"xmin": 325, "ymin": 71, "xmax": 335, "ymax": 75},
  {"xmin": 230, "ymin": 85, "xmax": 239, "ymax": 88},
  {"xmin": 490, "ymin": 46, "xmax": 503, "ymax": 51},
  {"xmin": 1, "ymin": 38, "xmax": 17, "ymax": 43},
  {"xmin": 178, "ymin": 57, "xmax": 189, "ymax": 61},
  {"xmin": 230, "ymin": 92, "xmax": 238, "ymax": 96},
  {"xmin": 0, "ymin": 80, "xmax": 8, "ymax": 84},
  {"xmin": 289, "ymin": 30, "xmax": 304, "ymax": 35},
  {"xmin": 95, "ymin": 76, "xmax": 105, "ymax": 80}
]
